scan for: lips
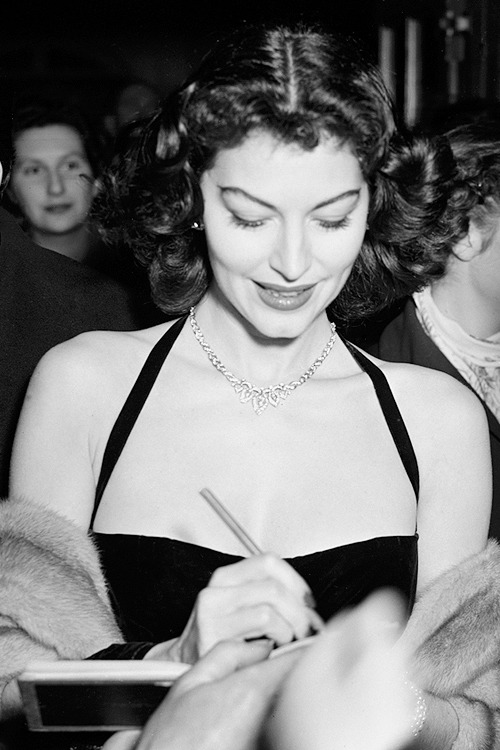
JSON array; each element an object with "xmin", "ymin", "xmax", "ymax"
[
  {"xmin": 258, "ymin": 283, "xmax": 313, "ymax": 294},
  {"xmin": 45, "ymin": 204, "xmax": 72, "ymax": 214},
  {"xmin": 255, "ymin": 281, "xmax": 315, "ymax": 310}
]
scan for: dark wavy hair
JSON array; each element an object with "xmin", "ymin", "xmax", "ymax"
[{"xmin": 94, "ymin": 24, "xmax": 466, "ymax": 320}]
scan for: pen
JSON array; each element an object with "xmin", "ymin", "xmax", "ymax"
[
  {"xmin": 199, "ymin": 487, "xmax": 263, "ymax": 556},
  {"xmin": 200, "ymin": 487, "xmax": 322, "ymax": 636}
]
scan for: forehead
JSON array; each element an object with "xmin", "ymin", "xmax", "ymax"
[
  {"xmin": 205, "ymin": 131, "xmax": 363, "ymax": 199},
  {"xmin": 14, "ymin": 124, "xmax": 86, "ymax": 160}
]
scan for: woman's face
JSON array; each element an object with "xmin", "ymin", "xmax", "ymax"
[
  {"xmin": 200, "ymin": 130, "xmax": 369, "ymax": 339},
  {"xmin": 10, "ymin": 124, "xmax": 96, "ymax": 238}
]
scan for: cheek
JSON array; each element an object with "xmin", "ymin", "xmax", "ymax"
[
  {"xmin": 64, "ymin": 181, "xmax": 93, "ymax": 213},
  {"xmin": 323, "ymin": 231, "xmax": 365, "ymax": 274},
  {"xmin": 75, "ymin": 184, "xmax": 94, "ymax": 207},
  {"xmin": 14, "ymin": 185, "xmax": 42, "ymax": 212},
  {"xmin": 209, "ymin": 246, "xmax": 253, "ymax": 278},
  {"xmin": 206, "ymin": 228, "xmax": 263, "ymax": 277}
]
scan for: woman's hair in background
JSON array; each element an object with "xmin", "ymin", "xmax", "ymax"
[
  {"xmin": 444, "ymin": 121, "xmax": 500, "ymax": 249},
  {"xmin": 94, "ymin": 24, "xmax": 472, "ymax": 321}
]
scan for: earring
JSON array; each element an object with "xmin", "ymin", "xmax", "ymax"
[{"xmin": 191, "ymin": 221, "xmax": 205, "ymax": 231}]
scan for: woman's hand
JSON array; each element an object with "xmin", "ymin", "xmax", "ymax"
[{"xmin": 164, "ymin": 553, "xmax": 323, "ymax": 664}]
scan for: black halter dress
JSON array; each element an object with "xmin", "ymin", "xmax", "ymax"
[{"xmin": 90, "ymin": 316, "xmax": 419, "ymax": 654}]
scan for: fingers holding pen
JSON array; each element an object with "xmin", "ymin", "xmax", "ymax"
[
  {"xmin": 175, "ymin": 554, "xmax": 323, "ymax": 663},
  {"xmin": 208, "ymin": 554, "xmax": 322, "ymax": 635},
  {"xmin": 209, "ymin": 553, "xmax": 316, "ymax": 605},
  {"xmin": 210, "ymin": 553, "xmax": 322, "ymax": 627}
]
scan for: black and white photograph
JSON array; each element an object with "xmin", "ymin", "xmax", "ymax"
[{"xmin": 1, "ymin": 1, "xmax": 500, "ymax": 749}]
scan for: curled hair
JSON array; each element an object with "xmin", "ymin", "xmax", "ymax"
[
  {"xmin": 94, "ymin": 24, "xmax": 472, "ymax": 320},
  {"xmin": 95, "ymin": 24, "xmax": 398, "ymax": 316},
  {"xmin": 335, "ymin": 118, "xmax": 500, "ymax": 319},
  {"xmin": 445, "ymin": 121, "xmax": 500, "ymax": 246},
  {"xmin": 332, "ymin": 132, "xmax": 467, "ymax": 320}
]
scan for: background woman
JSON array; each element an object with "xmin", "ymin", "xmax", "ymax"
[
  {"xmin": 6, "ymin": 99, "xmax": 103, "ymax": 266},
  {"xmin": 370, "ymin": 120, "xmax": 500, "ymax": 539},
  {"xmin": 7, "ymin": 24, "xmax": 492, "ymax": 748},
  {"xmin": 5, "ymin": 97, "xmax": 165, "ymax": 317}
]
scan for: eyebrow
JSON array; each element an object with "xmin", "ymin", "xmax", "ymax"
[
  {"xmin": 17, "ymin": 151, "xmax": 87, "ymax": 164},
  {"xmin": 219, "ymin": 186, "xmax": 361, "ymax": 211}
]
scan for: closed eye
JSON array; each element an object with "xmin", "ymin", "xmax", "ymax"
[
  {"xmin": 316, "ymin": 216, "xmax": 351, "ymax": 230},
  {"xmin": 229, "ymin": 214, "xmax": 267, "ymax": 230}
]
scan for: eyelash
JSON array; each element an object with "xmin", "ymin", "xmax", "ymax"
[
  {"xmin": 318, "ymin": 217, "xmax": 351, "ymax": 231},
  {"xmin": 230, "ymin": 215, "xmax": 352, "ymax": 231},
  {"xmin": 230, "ymin": 216, "xmax": 265, "ymax": 230}
]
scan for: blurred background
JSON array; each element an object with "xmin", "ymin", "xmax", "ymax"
[{"xmin": 3, "ymin": 0, "xmax": 499, "ymax": 132}]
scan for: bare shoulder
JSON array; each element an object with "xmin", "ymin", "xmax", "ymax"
[
  {"xmin": 361, "ymin": 351, "xmax": 487, "ymax": 437},
  {"xmin": 349, "ymin": 349, "xmax": 491, "ymax": 578},
  {"xmin": 27, "ymin": 319, "xmax": 181, "ymax": 406}
]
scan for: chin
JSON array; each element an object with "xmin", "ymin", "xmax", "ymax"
[
  {"xmin": 244, "ymin": 309, "xmax": 321, "ymax": 342},
  {"xmin": 48, "ymin": 221, "xmax": 80, "ymax": 234}
]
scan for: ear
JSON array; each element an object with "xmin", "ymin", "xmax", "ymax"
[{"xmin": 452, "ymin": 221, "xmax": 484, "ymax": 262}]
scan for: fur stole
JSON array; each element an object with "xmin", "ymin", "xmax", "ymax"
[
  {"xmin": 401, "ymin": 539, "xmax": 500, "ymax": 750},
  {"xmin": 0, "ymin": 495, "xmax": 123, "ymax": 720},
  {"xmin": 2, "ymin": 496, "xmax": 500, "ymax": 748}
]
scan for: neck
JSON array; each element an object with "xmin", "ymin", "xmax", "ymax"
[
  {"xmin": 193, "ymin": 293, "xmax": 335, "ymax": 385},
  {"xmin": 31, "ymin": 225, "xmax": 94, "ymax": 263},
  {"xmin": 431, "ymin": 274, "xmax": 500, "ymax": 339}
]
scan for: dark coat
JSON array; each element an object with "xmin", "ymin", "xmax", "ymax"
[
  {"xmin": 0, "ymin": 207, "xmax": 160, "ymax": 496},
  {"xmin": 368, "ymin": 298, "xmax": 500, "ymax": 540}
]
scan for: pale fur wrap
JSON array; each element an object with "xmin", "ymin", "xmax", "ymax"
[
  {"xmin": 400, "ymin": 538, "xmax": 500, "ymax": 750},
  {"xmin": 1, "ymin": 496, "xmax": 500, "ymax": 749},
  {"xmin": 0, "ymin": 496, "xmax": 123, "ymax": 720}
]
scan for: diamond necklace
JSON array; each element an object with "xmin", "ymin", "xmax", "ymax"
[{"xmin": 189, "ymin": 307, "xmax": 337, "ymax": 415}]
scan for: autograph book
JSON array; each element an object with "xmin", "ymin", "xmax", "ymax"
[{"xmin": 18, "ymin": 637, "xmax": 314, "ymax": 731}]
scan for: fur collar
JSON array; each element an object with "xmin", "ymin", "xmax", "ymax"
[
  {"xmin": 0, "ymin": 496, "xmax": 123, "ymax": 719},
  {"xmin": 1, "ymin": 495, "xmax": 500, "ymax": 748}
]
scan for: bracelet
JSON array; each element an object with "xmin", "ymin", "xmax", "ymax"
[
  {"xmin": 445, "ymin": 697, "xmax": 461, "ymax": 749},
  {"xmin": 405, "ymin": 678, "xmax": 428, "ymax": 737}
]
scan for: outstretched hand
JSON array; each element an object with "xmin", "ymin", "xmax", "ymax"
[
  {"xmin": 103, "ymin": 589, "xmax": 417, "ymax": 750},
  {"xmin": 267, "ymin": 589, "xmax": 415, "ymax": 750},
  {"xmin": 102, "ymin": 638, "xmax": 302, "ymax": 750}
]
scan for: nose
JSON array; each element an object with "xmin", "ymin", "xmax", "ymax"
[
  {"xmin": 269, "ymin": 224, "xmax": 312, "ymax": 281},
  {"xmin": 46, "ymin": 169, "xmax": 65, "ymax": 196}
]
